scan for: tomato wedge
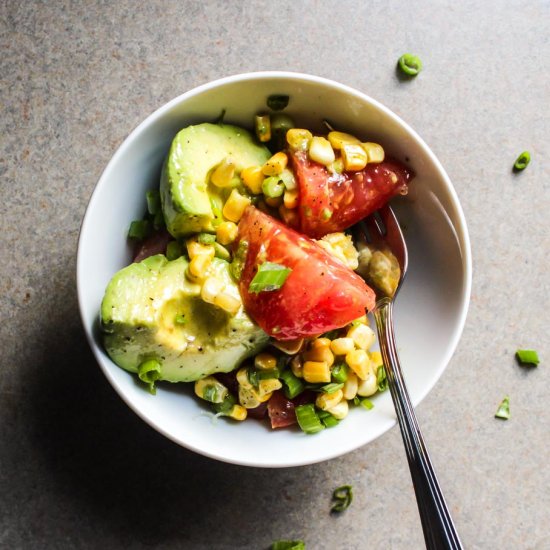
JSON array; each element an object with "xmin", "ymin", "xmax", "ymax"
[
  {"xmin": 289, "ymin": 151, "xmax": 413, "ymax": 238},
  {"xmin": 236, "ymin": 206, "xmax": 375, "ymax": 340}
]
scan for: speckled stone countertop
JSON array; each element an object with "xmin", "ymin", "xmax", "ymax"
[{"xmin": 1, "ymin": 2, "xmax": 549, "ymax": 549}]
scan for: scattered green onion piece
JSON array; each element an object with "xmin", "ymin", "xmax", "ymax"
[
  {"xmin": 255, "ymin": 114, "xmax": 271, "ymax": 142},
  {"xmin": 198, "ymin": 232, "xmax": 216, "ymax": 245},
  {"xmin": 153, "ymin": 210, "xmax": 165, "ymax": 229},
  {"xmin": 249, "ymin": 262, "xmax": 292, "ymax": 294},
  {"xmin": 267, "ymin": 94, "xmax": 290, "ymax": 111},
  {"xmin": 360, "ymin": 398, "xmax": 374, "ymax": 410},
  {"xmin": 262, "ymin": 176, "xmax": 285, "ymax": 198},
  {"xmin": 174, "ymin": 313, "xmax": 186, "ymax": 325},
  {"xmin": 128, "ymin": 219, "xmax": 151, "ymax": 240},
  {"xmin": 376, "ymin": 365, "xmax": 388, "ymax": 392},
  {"xmin": 271, "ymin": 541, "xmax": 305, "ymax": 550},
  {"xmin": 146, "ymin": 190, "xmax": 161, "ymax": 215},
  {"xmin": 515, "ymin": 349, "xmax": 540, "ymax": 366},
  {"xmin": 398, "ymin": 53, "xmax": 423, "ymax": 76},
  {"xmin": 280, "ymin": 369, "xmax": 305, "ymax": 399},
  {"xmin": 353, "ymin": 396, "xmax": 361, "ymax": 406},
  {"xmin": 320, "ymin": 382, "xmax": 344, "ymax": 394},
  {"xmin": 230, "ymin": 240, "xmax": 248, "ymax": 281},
  {"xmin": 258, "ymin": 368, "xmax": 280, "ymax": 381},
  {"xmin": 321, "ymin": 413, "xmax": 340, "ymax": 428},
  {"xmin": 203, "ymin": 385, "xmax": 220, "ymax": 403},
  {"xmin": 212, "ymin": 393, "xmax": 236, "ymax": 415},
  {"xmin": 213, "ymin": 242, "xmax": 231, "ymax": 261},
  {"xmin": 320, "ymin": 329, "xmax": 340, "ymax": 340},
  {"xmin": 321, "ymin": 208, "xmax": 333, "ymax": 220},
  {"xmin": 513, "ymin": 151, "xmax": 531, "ymax": 171},
  {"xmin": 166, "ymin": 241, "xmax": 182, "ymax": 261},
  {"xmin": 295, "ymin": 404, "xmax": 325, "ymax": 434},
  {"xmin": 331, "ymin": 485, "xmax": 353, "ymax": 513},
  {"xmin": 247, "ymin": 367, "xmax": 260, "ymax": 388},
  {"xmin": 331, "ymin": 362, "xmax": 349, "ymax": 384},
  {"xmin": 495, "ymin": 396, "xmax": 510, "ymax": 420},
  {"xmin": 137, "ymin": 359, "xmax": 162, "ymax": 395}
]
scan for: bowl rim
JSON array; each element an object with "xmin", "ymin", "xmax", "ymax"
[{"xmin": 77, "ymin": 71, "xmax": 473, "ymax": 467}]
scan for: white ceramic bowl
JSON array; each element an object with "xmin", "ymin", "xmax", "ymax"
[{"xmin": 77, "ymin": 72, "xmax": 472, "ymax": 468}]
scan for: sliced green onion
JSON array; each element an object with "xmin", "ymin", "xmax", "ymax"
[
  {"xmin": 320, "ymin": 413, "xmax": 339, "ymax": 428},
  {"xmin": 255, "ymin": 114, "xmax": 271, "ymax": 142},
  {"xmin": 376, "ymin": 365, "xmax": 388, "ymax": 392},
  {"xmin": 153, "ymin": 210, "xmax": 165, "ymax": 229},
  {"xmin": 320, "ymin": 382, "xmax": 344, "ymax": 394},
  {"xmin": 203, "ymin": 384, "xmax": 220, "ymax": 403},
  {"xmin": 321, "ymin": 208, "xmax": 333, "ymax": 220},
  {"xmin": 166, "ymin": 241, "xmax": 182, "ymax": 261},
  {"xmin": 249, "ymin": 262, "xmax": 292, "ymax": 294},
  {"xmin": 230, "ymin": 240, "xmax": 248, "ymax": 281},
  {"xmin": 262, "ymin": 176, "xmax": 285, "ymax": 198},
  {"xmin": 331, "ymin": 485, "xmax": 353, "ymax": 513},
  {"xmin": 271, "ymin": 540, "xmax": 305, "ymax": 550},
  {"xmin": 213, "ymin": 242, "xmax": 231, "ymax": 261},
  {"xmin": 495, "ymin": 396, "xmax": 510, "ymax": 420},
  {"xmin": 515, "ymin": 349, "xmax": 540, "ymax": 366},
  {"xmin": 513, "ymin": 151, "xmax": 531, "ymax": 171},
  {"xmin": 212, "ymin": 393, "xmax": 236, "ymax": 415},
  {"xmin": 360, "ymin": 398, "xmax": 374, "ymax": 410},
  {"xmin": 128, "ymin": 219, "xmax": 151, "ymax": 240},
  {"xmin": 353, "ymin": 396, "xmax": 361, "ymax": 406},
  {"xmin": 280, "ymin": 369, "xmax": 305, "ymax": 399},
  {"xmin": 146, "ymin": 190, "xmax": 161, "ymax": 215},
  {"xmin": 320, "ymin": 329, "xmax": 340, "ymax": 340},
  {"xmin": 267, "ymin": 94, "xmax": 290, "ymax": 111},
  {"xmin": 331, "ymin": 362, "xmax": 349, "ymax": 383},
  {"xmin": 198, "ymin": 232, "xmax": 216, "ymax": 245},
  {"xmin": 295, "ymin": 404, "xmax": 325, "ymax": 434},
  {"xmin": 137, "ymin": 359, "xmax": 162, "ymax": 395},
  {"xmin": 174, "ymin": 313, "xmax": 186, "ymax": 325},
  {"xmin": 258, "ymin": 368, "xmax": 280, "ymax": 381},
  {"xmin": 398, "ymin": 53, "xmax": 423, "ymax": 76},
  {"xmin": 247, "ymin": 367, "xmax": 259, "ymax": 388}
]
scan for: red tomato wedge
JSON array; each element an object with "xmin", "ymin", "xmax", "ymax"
[
  {"xmin": 289, "ymin": 151, "xmax": 413, "ymax": 238},
  {"xmin": 236, "ymin": 206, "xmax": 375, "ymax": 340}
]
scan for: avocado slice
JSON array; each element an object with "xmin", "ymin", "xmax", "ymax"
[
  {"xmin": 160, "ymin": 123, "xmax": 271, "ymax": 238},
  {"xmin": 100, "ymin": 254, "xmax": 268, "ymax": 383}
]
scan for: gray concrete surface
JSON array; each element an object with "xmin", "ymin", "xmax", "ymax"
[{"xmin": 1, "ymin": 1, "xmax": 549, "ymax": 548}]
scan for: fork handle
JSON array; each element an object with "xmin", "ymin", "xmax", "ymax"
[{"xmin": 373, "ymin": 298, "xmax": 464, "ymax": 550}]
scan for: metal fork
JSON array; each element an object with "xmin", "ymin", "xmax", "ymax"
[{"xmin": 356, "ymin": 205, "xmax": 464, "ymax": 550}]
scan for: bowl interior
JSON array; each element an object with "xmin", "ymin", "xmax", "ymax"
[{"xmin": 77, "ymin": 72, "xmax": 471, "ymax": 467}]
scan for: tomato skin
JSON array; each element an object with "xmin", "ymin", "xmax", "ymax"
[
  {"xmin": 290, "ymin": 151, "xmax": 413, "ymax": 238},
  {"xmin": 268, "ymin": 390, "xmax": 296, "ymax": 428},
  {"xmin": 133, "ymin": 229, "xmax": 173, "ymax": 262},
  {"xmin": 236, "ymin": 207, "xmax": 375, "ymax": 340}
]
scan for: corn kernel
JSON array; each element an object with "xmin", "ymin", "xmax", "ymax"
[
  {"xmin": 262, "ymin": 152, "xmax": 288, "ymax": 176},
  {"xmin": 286, "ymin": 128, "xmax": 312, "ymax": 151},
  {"xmin": 236, "ymin": 367, "xmax": 252, "ymax": 389},
  {"xmin": 343, "ymin": 372, "xmax": 359, "ymax": 400},
  {"xmin": 308, "ymin": 136, "xmax": 335, "ymax": 166},
  {"xmin": 213, "ymin": 292, "xmax": 241, "ymax": 314},
  {"xmin": 302, "ymin": 360, "xmax": 331, "ymax": 383},
  {"xmin": 357, "ymin": 369, "xmax": 377, "ymax": 397},
  {"xmin": 283, "ymin": 189, "xmax": 299, "ymax": 209},
  {"xmin": 216, "ymin": 221, "xmax": 238, "ymax": 245},
  {"xmin": 211, "ymin": 157, "xmax": 236, "ymax": 187},
  {"xmin": 254, "ymin": 352, "xmax": 277, "ymax": 370},
  {"xmin": 241, "ymin": 165, "xmax": 264, "ymax": 194},
  {"xmin": 317, "ymin": 232, "xmax": 359, "ymax": 270},
  {"xmin": 303, "ymin": 346, "xmax": 334, "ymax": 367},
  {"xmin": 228, "ymin": 404, "xmax": 247, "ymax": 421},
  {"xmin": 327, "ymin": 131, "xmax": 361, "ymax": 150},
  {"xmin": 187, "ymin": 240, "xmax": 215, "ymax": 260},
  {"xmin": 311, "ymin": 337, "xmax": 331, "ymax": 349},
  {"xmin": 347, "ymin": 324, "xmax": 376, "ymax": 350},
  {"xmin": 316, "ymin": 389, "xmax": 344, "ymax": 411},
  {"xmin": 238, "ymin": 386, "xmax": 261, "ymax": 408},
  {"xmin": 258, "ymin": 378, "xmax": 282, "ymax": 397},
  {"xmin": 265, "ymin": 196, "xmax": 283, "ymax": 208},
  {"xmin": 341, "ymin": 143, "xmax": 368, "ymax": 171},
  {"xmin": 272, "ymin": 338, "xmax": 304, "ymax": 355},
  {"xmin": 327, "ymin": 399, "xmax": 349, "ymax": 420},
  {"xmin": 200, "ymin": 276, "xmax": 225, "ymax": 304},
  {"xmin": 290, "ymin": 355, "xmax": 303, "ymax": 378},
  {"xmin": 369, "ymin": 350, "xmax": 383, "ymax": 367},
  {"xmin": 189, "ymin": 254, "xmax": 212, "ymax": 279},
  {"xmin": 194, "ymin": 376, "xmax": 227, "ymax": 403},
  {"xmin": 353, "ymin": 314, "xmax": 369, "ymax": 326},
  {"xmin": 345, "ymin": 349, "xmax": 371, "ymax": 380},
  {"xmin": 255, "ymin": 114, "xmax": 271, "ymax": 142},
  {"xmin": 222, "ymin": 189, "xmax": 251, "ymax": 223},
  {"xmin": 330, "ymin": 337, "xmax": 355, "ymax": 356},
  {"xmin": 361, "ymin": 142, "xmax": 385, "ymax": 163}
]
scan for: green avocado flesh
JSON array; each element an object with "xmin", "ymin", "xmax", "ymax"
[
  {"xmin": 160, "ymin": 123, "xmax": 271, "ymax": 238},
  {"xmin": 100, "ymin": 255, "xmax": 268, "ymax": 383}
]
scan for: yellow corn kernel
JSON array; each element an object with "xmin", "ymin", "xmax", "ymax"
[
  {"xmin": 213, "ymin": 292, "xmax": 241, "ymax": 314},
  {"xmin": 341, "ymin": 143, "xmax": 368, "ymax": 171},
  {"xmin": 286, "ymin": 128, "xmax": 312, "ymax": 151},
  {"xmin": 317, "ymin": 232, "xmax": 359, "ymax": 270},
  {"xmin": 238, "ymin": 385, "xmax": 261, "ymax": 409},
  {"xmin": 343, "ymin": 372, "xmax": 359, "ymax": 400},
  {"xmin": 327, "ymin": 131, "xmax": 361, "ymax": 150},
  {"xmin": 330, "ymin": 337, "xmax": 355, "ymax": 356},
  {"xmin": 255, "ymin": 114, "xmax": 271, "ymax": 142},
  {"xmin": 187, "ymin": 240, "xmax": 215, "ymax": 261},
  {"xmin": 369, "ymin": 350, "xmax": 383, "ymax": 368},
  {"xmin": 302, "ymin": 346, "xmax": 334, "ymax": 368},
  {"xmin": 254, "ymin": 352, "xmax": 277, "ymax": 371},
  {"xmin": 308, "ymin": 136, "xmax": 335, "ymax": 166},
  {"xmin": 200, "ymin": 276, "xmax": 225, "ymax": 304},
  {"xmin": 258, "ymin": 378, "xmax": 282, "ymax": 397},
  {"xmin": 283, "ymin": 189, "xmax": 299, "ymax": 209},
  {"xmin": 211, "ymin": 157, "xmax": 236, "ymax": 187},
  {"xmin": 189, "ymin": 254, "xmax": 212, "ymax": 279},
  {"xmin": 228, "ymin": 404, "xmax": 247, "ymax": 421},
  {"xmin": 347, "ymin": 324, "xmax": 376, "ymax": 350},
  {"xmin": 262, "ymin": 152, "xmax": 288, "ymax": 176},
  {"xmin": 302, "ymin": 360, "xmax": 331, "ymax": 383},
  {"xmin": 216, "ymin": 221, "xmax": 238, "ymax": 245},
  {"xmin": 361, "ymin": 142, "xmax": 385, "ymax": 163},
  {"xmin": 241, "ymin": 165, "xmax": 264, "ymax": 194},
  {"xmin": 327, "ymin": 399, "xmax": 349, "ymax": 420},
  {"xmin": 345, "ymin": 349, "xmax": 371, "ymax": 380},
  {"xmin": 357, "ymin": 369, "xmax": 378, "ymax": 397},
  {"xmin": 290, "ymin": 355, "xmax": 303, "ymax": 378},
  {"xmin": 272, "ymin": 338, "xmax": 304, "ymax": 355},
  {"xmin": 265, "ymin": 196, "xmax": 283, "ymax": 208},
  {"xmin": 316, "ymin": 389, "xmax": 344, "ymax": 411},
  {"xmin": 194, "ymin": 376, "xmax": 228, "ymax": 403},
  {"xmin": 311, "ymin": 337, "xmax": 331, "ymax": 349},
  {"xmin": 353, "ymin": 314, "xmax": 369, "ymax": 326},
  {"xmin": 222, "ymin": 189, "xmax": 251, "ymax": 223},
  {"xmin": 236, "ymin": 367, "xmax": 252, "ymax": 389}
]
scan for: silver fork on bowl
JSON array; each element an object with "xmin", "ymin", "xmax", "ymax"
[{"xmin": 355, "ymin": 205, "xmax": 464, "ymax": 550}]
